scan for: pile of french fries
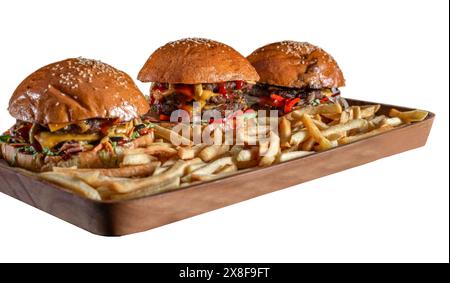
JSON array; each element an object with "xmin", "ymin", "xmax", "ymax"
[{"xmin": 36, "ymin": 103, "xmax": 429, "ymax": 201}]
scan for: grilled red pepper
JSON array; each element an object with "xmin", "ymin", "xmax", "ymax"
[
  {"xmin": 270, "ymin": 94, "xmax": 286, "ymax": 107},
  {"xmin": 217, "ymin": 83, "xmax": 227, "ymax": 95},
  {"xmin": 284, "ymin": 98, "xmax": 301, "ymax": 113},
  {"xmin": 159, "ymin": 114, "xmax": 170, "ymax": 121},
  {"xmin": 320, "ymin": 97, "xmax": 329, "ymax": 104},
  {"xmin": 174, "ymin": 84, "xmax": 194, "ymax": 99}
]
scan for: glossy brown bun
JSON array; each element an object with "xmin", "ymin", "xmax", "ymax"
[
  {"xmin": 8, "ymin": 58, "xmax": 150, "ymax": 124},
  {"xmin": 0, "ymin": 143, "xmax": 45, "ymax": 172},
  {"xmin": 138, "ymin": 38, "xmax": 260, "ymax": 84},
  {"xmin": 247, "ymin": 41, "xmax": 345, "ymax": 89}
]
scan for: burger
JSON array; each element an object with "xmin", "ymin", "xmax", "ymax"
[
  {"xmin": 0, "ymin": 57, "xmax": 152, "ymax": 172},
  {"xmin": 137, "ymin": 38, "xmax": 260, "ymax": 120},
  {"xmin": 246, "ymin": 41, "xmax": 346, "ymax": 115}
]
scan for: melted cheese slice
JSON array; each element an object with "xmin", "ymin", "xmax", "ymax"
[
  {"xmin": 48, "ymin": 121, "xmax": 90, "ymax": 132},
  {"xmin": 193, "ymin": 84, "xmax": 218, "ymax": 111},
  {"xmin": 35, "ymin": 132, "xmax": 101, "ymax": 149}
]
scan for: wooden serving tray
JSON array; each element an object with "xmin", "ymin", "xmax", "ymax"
[{"xmin": 0, "ymin": 99, "xmax": 435, "ymax": 236}]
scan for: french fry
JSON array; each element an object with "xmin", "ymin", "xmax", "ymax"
[
  {"xmin": 327, "ymin": 132, "xmax": 346, "ymax": 141},
  {"xmin": 291, "ymin": 119, "xmax": 304, "ymax": 129},
  {"xmin": 199, "ymin": 144, "xmax": 230, "ymax": 162},
  {"xmin": 108, "ymin": 177, "xmax": 181, "ymax": 201},
  {"xmin": 102, "ymin": 160, "xmax": 188, "ymax": 193},
  {"xmin": 314, "ymin": 140, "xmax": 338, "ymax": 151},
  {"xmin": 368, "ymin": 115, "xmax": 387, "ymax": 127},
  {"xmin": 288, "ymin": 103, "xmax": 342, "ymax": 121},
  {"xmin": 259, "ymin": 131, "xmax": 280, "ymax": 166},
  {"xmin": 54, "ymin": 162, "xmax": 160, "ymax": 178},
  {"xmin": 314, "ymin": 114, "xmax": 322, "ymax": 122},
  {"xmin": 322, "ymin": 113, "xmax": 342, "ymax": 121},
  {"xmin": 279, "ymin": 117, "xmax": 292, "ymax": 148},
  {"xmin": 177, "ymin": 144, "xmax": 207, "ymax": 160},
  {"xmin": 236, "ymin": 149, "xmax": 254, "ymax": 163},
  {"xmin": 321, "ymin": 119, "xmax": 368, "ymax": 138},
  {"xmin": 383, "ymin": 117, "xmax": 403, "ymax": 127},
  {"xmin": 278, "ymin": 151, "xmax": 314, "ymax": 162},
  {"xmin": 124, "ymin": 143, "xmax": 177, "ymax": 157},
  {"xmin": 153, "ymin": 124, "xmax": 192, "ymax": 146},
  {"xmin": 389, "ymin": 108, "xmax": 428, "ymax": 123},
  {"xmin": 290, "ymin": 130, "xmax": 309, "ymax": 147},
  {"xmin": 339, "ymin": 110, "xmax": 350, "ymax": 124},
  {"xmin": 122, "ymin": 153, "xmax": 155, "ymax": 166},
  {"xmin": 229, "ymin": 145, "xmax": 244, "ymax": 157},
  {"xmin": 301, "ymin": 114, "xmax": 334, "ymax": 151},
  {"xmin": 311, "ymin": 103, "xmax": 343, "ymax": 115},
  {"xmin": 193, "ymin": 163, "xmax": 240, "ymax": 182},
  {"xmin": 338, "ymin": 125, "xmax": 394, "ymax": 145},
  {"xmin": 191, "ymin": 156, "xmax": 233, "ymax": 177},
  {"xmin": 360, "ymin": 105, "xmax": 380, "ymax": 118},
  {"xmin": 162, "ymin": 157, "xmax": 178, "ymax": 167},
  {"xmin": 312, "ymin": 118, "xmax": 329, "ymax": 130},
  {"xmin": 301, "ymin": 137, "xmax": 316, "ymax": 151},
  {"xmin": 185, "ymin": 162, "xmax": 206, "ymax": 174},
  {"xmin": 217, "ymin": 164, "xmax": 238, "ymax": 174},
  {"xmin": 39, "ymin": 172, "xmax": 101, "ymax": 200},
  {"xmin": 153, "ymin": 166, "xmax": 169, "ymax": 176},
  {"xmin": 352, "ymin": 106, "xmax": 362, "ymax": 119}
]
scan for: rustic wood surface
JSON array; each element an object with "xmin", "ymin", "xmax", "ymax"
[{"xmin": 0, "ymin": 99, "xmax": 435, "ymax": 236}]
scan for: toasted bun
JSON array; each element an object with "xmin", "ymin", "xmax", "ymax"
[
  {"xmin": 0, "ymin": 143, "xmax": 113, "ymax": 172},
  {"xmin": 8, "ymin": 58, "xmax": 149, "ymax": 124},
  {"xmin": 247, "ymin": 41, "xmax": 345, "ymax": 89},
  {"xmin": 0, "ymin": 143, "xmax": 44, "ymax": 172},
  {"xmin": 138, "ymin": 38, "xmax": 260, "ymax": 84}
]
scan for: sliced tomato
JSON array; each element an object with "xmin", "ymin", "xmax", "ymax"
[
  {"xmin": 153, "ymin": 83, "xmax": 168, "ymax": 92},
  {"xmin": 235, "ymin": 80, "xmax": 244, "ymax": 90}
]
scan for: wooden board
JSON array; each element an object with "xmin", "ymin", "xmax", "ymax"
[{"xmin": 0, "ymin": 99, "xmax": 435, "ymax": 236}]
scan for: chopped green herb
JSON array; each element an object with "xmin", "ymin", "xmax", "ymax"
[
  {"xmin": 20, "ymin": 145, "xmax": 39, "ymax": 157},
  {"xmin": 145, "ymin": 122, "xmax": 155, "ymax": 128},
  {"xmin": 150, "ymin": 105, "xmax": 158, "ymax": 113},
  {"xmin": 111, "ymin": 141, "xmax": 117, "ymax": 152},
  {"xmin": 42, "ymin": 147, "xmax": 57, "ymax": 156},
  {"xmin": 0, "ymin": 134, "xmax": 11, "ymax": 143},
  {"xmin": 312, "ymin": 98, "xmax": 321, "ymax": 106},
  {"xmin": 131, "ymin": 131, "xmax": 140, "ymax": 139}
]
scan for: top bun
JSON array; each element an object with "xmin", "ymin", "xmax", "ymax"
[
  {"xmin": 137, "ymin": 38, "xmax": 260, "ymax": 84},
  {"xmin": 8, "ymin": 58, "xmax": 149, "ymax": 124},
  {"xmin": 247, "ymin": 41, "xmax": 345, "ymax": 89}
]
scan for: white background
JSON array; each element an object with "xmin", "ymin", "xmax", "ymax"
[{"xmin": 0, "ymin": 0, "xmax": 448, "ymax": 263}]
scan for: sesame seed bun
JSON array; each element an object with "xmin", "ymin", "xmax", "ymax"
[
  {"xmin": 247, "ymin": 41, "xmax": 345, "ymax": 89},
  {"xmin": 137, "ymin": 38, "xmax": 260, "ymax": 84},
  {"xmin": 8, "ymin": 58, "xmax": 150, "ymax": 124}
]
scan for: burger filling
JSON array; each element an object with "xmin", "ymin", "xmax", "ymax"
[
  {"xmin": 149, "ymin": 81, "xmax": 254, "ymax": 119},
  {"xmin": 247, "ymin": 84, "xmax": 345, "ymax": 115},
  {"xmin": 0, "ymin": 118, "xmax": 154, "ymax": 160}
]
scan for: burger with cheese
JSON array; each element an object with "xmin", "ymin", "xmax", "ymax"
[
  {"xmin": 0, "ymin": 57, "xmax": 152, "ymax": 171},
  {"xmin": 137, "ymin": 38, "xmax": 260, "ymax": 120},
  {"xmin": 246, "ymin": 41, "xmax": 346, "ymax": 115}
]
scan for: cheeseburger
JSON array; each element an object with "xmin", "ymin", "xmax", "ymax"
[
  {"xmin": 138, "ymin": 38, "xmax": 260, "ymax": 120},
  {"xmin": 246, "ymin": 41, "xmax": 346, "ymax": 115},
  {"xmin": 1, "ymin": 58, "xmax": 152, "ymax": 171}
]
